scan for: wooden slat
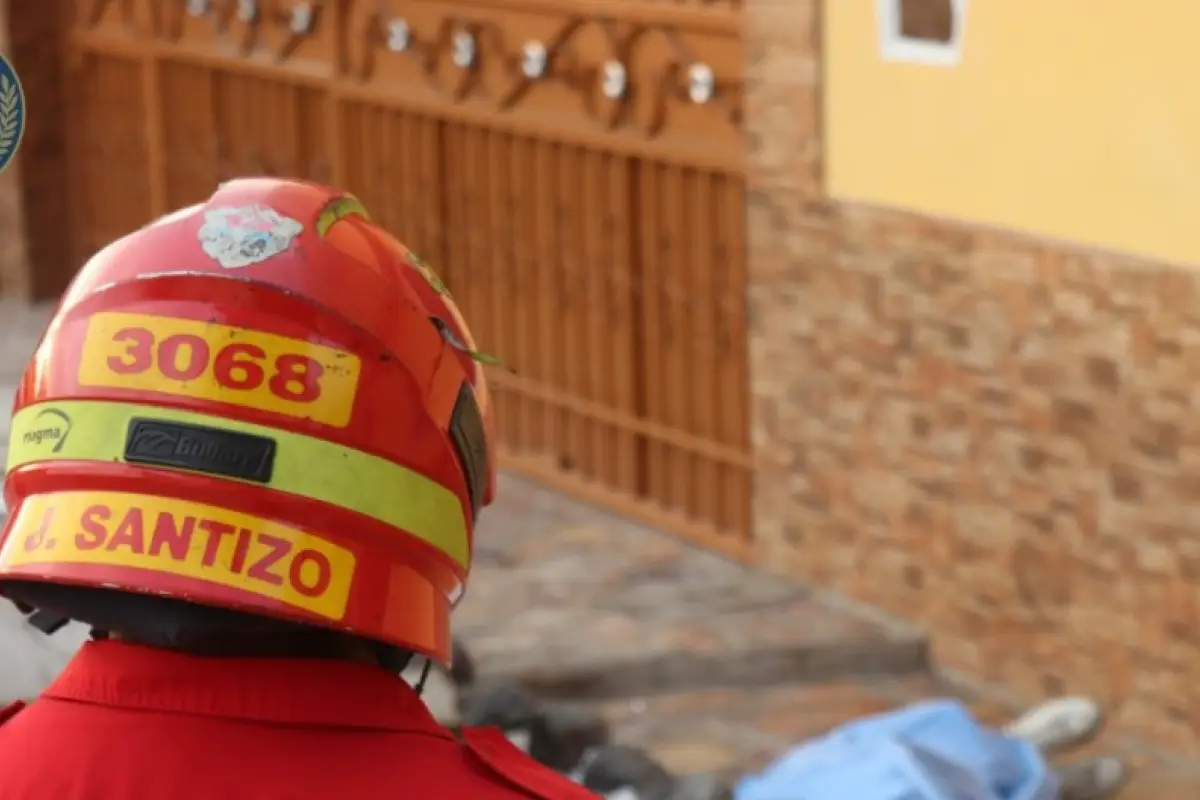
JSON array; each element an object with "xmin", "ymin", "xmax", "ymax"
[
  {"xmin": 534, "ymin": 141, "xmax": 561, "ymax": 459},
  {"xmin": 487, "ymin": 131, "xmax": 521, "ymax": 453},
  {"xmin": 159, "ymin": 62, "xmax": 216, "ymax": 208},
  {"xmin": 662, "ymin": 164, "xmax": 690, "ymax": 515},
  {"xmin": 716, "ymin": 175, "xmax": 752, "ymax": 537},
  {"xmin": 579, "ymin": 150, "xmax": 605, "ymax": 485},
  {"xmin": 558, "ymin": 145, "xmax": 588, "ymax": 476},
  {"xmin": 689, "ymin": 170, "xmax": 720, "ymax": 527},
  {"xmin": 141, "ymin": 53, "xmax": 167, "ymax": 216},
  {"xmin": 607, "ymin": 156, "xmax": 640, "ymax": 495}
]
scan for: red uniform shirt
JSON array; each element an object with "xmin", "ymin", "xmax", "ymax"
[{"xmin": 0, "ymin": 640, "xmax": 597, "ymax": 799}]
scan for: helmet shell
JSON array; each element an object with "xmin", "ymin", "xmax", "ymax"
[{"xmin": 0, "ymin": 178, "xmax": 495, "ymax": 665}]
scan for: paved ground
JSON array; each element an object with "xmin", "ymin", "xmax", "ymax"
[
  {"xmin": 457, "ymin": 475, "xmax": 926, "ymax": 694},
  {"xmin": 2, "ymin": 302, "xmax": 1200, "ymax": 796},
  {"xmin": 463, "ymin": 476, "xmax": 1200, "ymax": 798}
]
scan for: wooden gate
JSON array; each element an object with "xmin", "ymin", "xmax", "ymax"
[{"xmin": 59, "ymin": 0, "xmax": 751, "ymax": 551}]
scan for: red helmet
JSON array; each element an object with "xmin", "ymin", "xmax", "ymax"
[{"xmin": 0, "ymin": 178, "xmax": 496, "ymax": 666}]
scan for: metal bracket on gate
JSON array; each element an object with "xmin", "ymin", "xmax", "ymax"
[
  {"xmin": 387, "ymin": 18, "xmax": 412, "ymax": 52},
  {"xmin": 522, "ymin": 41, "xmax": 547, "ymax": 79},
  {"xmin": 601, "ymin": 60, "xmax": 627, "ymax": 100},
  {"xmin": 687, "ymin": 63, "xmax": 715, "ymax": 105},
  {"xmin": 236, "ymin": 0, "xmax": 258, "ymax": 23},
  {"xmin": 451, "ymin": 30, "xmax": 477, "ymax": 69},
  {"xmin": 289, "ymin": 3, "xmax": 315, "ymax": 34}
]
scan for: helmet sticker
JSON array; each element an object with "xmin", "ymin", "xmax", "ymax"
[
  {"xmin": 315, "ymin": 194, "xmax": 371, "ymax": 236},
  {"xmin": 406, "ymin": 249, "xmax": 449, "ymax": 295},
  {"xmin": 197, "ymin": 204, "xmax": 304, "ymax": 269}
]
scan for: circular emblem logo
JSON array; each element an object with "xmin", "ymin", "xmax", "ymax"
[{"xmin": 0, "ymin": 55, "xmax": 26, "ymax": 176}]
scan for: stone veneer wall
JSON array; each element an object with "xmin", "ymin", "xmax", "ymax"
[{"xmin": 746, "ymin": 1, "xmax": 1200, "ymax": 752}]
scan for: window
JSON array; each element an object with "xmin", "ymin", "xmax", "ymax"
[{"xmin": 876, "ymin": 0, "xmax": 966, "ymax": 66}]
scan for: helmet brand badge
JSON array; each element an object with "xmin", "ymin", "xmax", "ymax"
[
  {"xmin": 197, "ymin": 204, "xmax": 303, "ymax": 269},
  {"xmin": 21, "ymin": 408, "xmax": 72, "ymax": 454},
  {"xmin": 124, "ymin": 418, "xmax": 277, "ymax": 484}
]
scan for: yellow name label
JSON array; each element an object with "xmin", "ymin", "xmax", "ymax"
[
  {"xmin": 77, "ymin": 312, "xmax": 362, "ymax": 428},
  {"xmin": 0, "ymin": 492, "xmax": 356, "ymax": 620}
]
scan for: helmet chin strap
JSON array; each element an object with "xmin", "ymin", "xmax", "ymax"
[
  {"xmin": 17, "ymin": 602, "xmax": 423, "ymax": 679},
  {"xmin": 28, "ymin": 610, "xmax": 69, "ymax": 635},
  {"xmin": 412, "ymin": 657, "xmax": 434, "ymax": 696},
  {"xmin": 14, "ymin": 604, "xmax": 70, "ymax": 635}
]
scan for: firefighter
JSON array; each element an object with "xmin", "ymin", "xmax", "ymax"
[{"xmin": 0, "ymin": 178, "xmax": 597, "ymax": 799}]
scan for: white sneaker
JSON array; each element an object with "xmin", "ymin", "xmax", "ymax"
[{"xmin": 1002, "ymin": 696, "xmax": 1103, "ymax": 753}]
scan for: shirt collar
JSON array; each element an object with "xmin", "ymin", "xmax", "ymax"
[{"xmin": 44, "ymin": 640, "xmax": 449, "ymax": 734}]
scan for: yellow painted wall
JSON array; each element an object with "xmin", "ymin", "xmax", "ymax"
[{"xmin": 825, "ymin": 0, "xmax": 1200, "ymax": 266}]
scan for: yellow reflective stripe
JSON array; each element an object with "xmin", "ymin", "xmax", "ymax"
[{"xmin": 4, "ymin": 400, "xmax": 468, "ymax": 567}]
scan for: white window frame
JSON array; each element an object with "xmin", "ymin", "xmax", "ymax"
[{"xmin": 876, "ymin": 0, "xmax": 967, "ymax": 67}]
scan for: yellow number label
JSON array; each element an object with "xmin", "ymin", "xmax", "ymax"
[{"xmin": 77, "ymin": 312, "xmax": 361, "ymax": 427}]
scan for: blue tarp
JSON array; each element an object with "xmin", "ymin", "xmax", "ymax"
[{"xmin": 735, "ymin": 699, "xmax": 1058, "ymax": 800}]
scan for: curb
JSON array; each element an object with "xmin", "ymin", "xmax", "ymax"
[{"xmin": 478, "ymin": 634, "xmax": 930, "ymax": 701}]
